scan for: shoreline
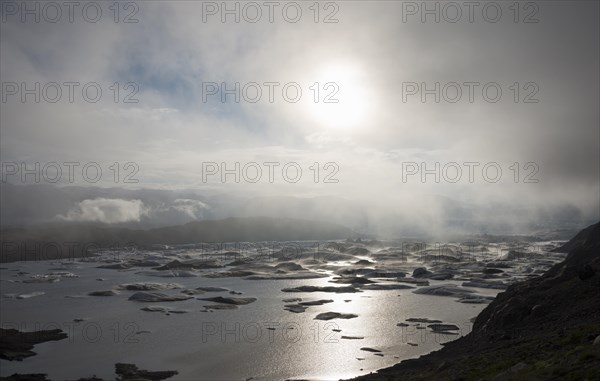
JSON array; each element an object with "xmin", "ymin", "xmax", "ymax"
[{"xmin": 347, "ymin": 222, "xmax": 600, "ymax": 380}]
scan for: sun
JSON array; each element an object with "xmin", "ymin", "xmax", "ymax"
[{"xmin": 305, "ymin": 64, "xmax": 372, "ymax": 130}]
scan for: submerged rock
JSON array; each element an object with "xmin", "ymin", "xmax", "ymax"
[
  {"xmin": 282, "ymin": 285, "xmax": 360, "ymax": 293},
  {"xmin": 330, "ymin": 276, "xmax": 374, "ymax": 284},
  {"xmin": 136, "ymin": 270, "xmax": 197, "ymax": 278},
  {"xmin": 196, "ymin": 287, "xmax": 229, "ymax": 292},
  {"xmin": 299, "ymin": 299, "xmax": 334, "ymax": 306},
  {"xmin": 360, "ymin": 347, "xmax": 382, "ymax": 353},
  {"xmin": 361, "ymin": 283, "xmax": 414, "ymax": 290},
  {"xmin": 198, "ymin": 296, "xmax": 257, "ymax": 305},
  {"xmin": 363, "ymin": 270, "xmax": 407, "ymax": 278},
  {"xmin": 428, "ymin": 324, "xmax": 460, "ymax": 332},
  {"xmin": 413, "ymin": 284, "xmax": 475, "ymax": 298},
  {"xmin": 118, "ymin": 283, "xmax": 181, "ymax": 291},
  {"xmin": 2, "ymin": 291, "xmax": 45, "ymax": 300},
  {"xmin": 396, "ymin": 278, "xmax": 430, "ymax": 286},
  {"xmin": 155, "ymin": 259, "xmax": 222, "ymax": 270},
  {"xmin": 405, "ymin": 318, "xmax": 443, "ymax": 323},
  {"xmin": 22, "ymin": 275, "xmax": 60, "ymax": 283},
  {"xmin": 354, "ymin": 259, "xmax": 376, "ymax": 266},
  {"xmin": 457, "ymin": 295, "xmax": 495, "ymax": 304},
  {"xmin": 284, "ymin": 305, "xmax": 308, "ymax": 313},
  {"xmin": 141, "ymin": 306, "xmax": 188, "ymax": 314},
  {"xmin": 412, "ymin": 268, "xmax": 432, "ymax": 278},
  {"xmin": 462, "ymin": 280, "xmax": 507, "ymax": 290},
  {"xmin": 97, "ymin": 263, "xmax": 132, "ymax": 270},
  {"xmin": 275, "ymin": 262, "xmax": 305, "ymax": 271},
  {"xmin": 314, "ymin": 312, "xmax": 358, "ymax": 320},
  {"xmin": 483, "ymin": 268, "xmax": 504, "ymax": 274},
  {"xmin": 244, "ymin": 272, "xmax": 328, "ymax": 280},
  {"xmin": 203, "ymin": 304, "xmax": 238, "ymax": 310},
  {"xmin": 128, "ymin": 292, "xmax": 192, "ymax": 302},
  {"xmin": 204, "ymin": 270, "xmax": 256, "ymax": 278},
  {"xmin": 88, "ymin": 290, "xmax": 119, "ymax": 297},
  {"xmin": 180, "ymin": 289, "xmax": 206, "ymax": 295},
  {"xmin": 427, "ymin": 273, "xmax": 455, "ymax": 280}
]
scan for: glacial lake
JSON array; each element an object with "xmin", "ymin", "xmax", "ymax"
[{"xmin": 0, "ymin": 241, "xmax": 564, "ymax": 380}]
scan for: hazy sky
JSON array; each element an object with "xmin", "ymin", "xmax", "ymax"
[{"xmin": 1, "ymin": 1, "xmax": 599, "ymax": 223}]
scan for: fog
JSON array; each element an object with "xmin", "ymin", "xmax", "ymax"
[{"xmin": 1, "ymin": 1, "xmax": 598, "ymax": 236}]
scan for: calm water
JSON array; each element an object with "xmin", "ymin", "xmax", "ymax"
[{"xmin": 2, "ymin": 241, "xmax": 558, "ymax": 380}]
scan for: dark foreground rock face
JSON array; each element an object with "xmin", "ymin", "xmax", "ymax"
[
  {"xmin": 0, "ymin": 328, "xmax": 68, "ymax": 361},
  {"xmin": 350, "ymin": 221, "xmax": 600, "ymax": 381}
]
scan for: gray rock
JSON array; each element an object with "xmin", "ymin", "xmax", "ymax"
[
  {"xmin": 315, "ymin": 312, "xmax": 358, "ymax": 320},
  {"xmin": 360, "ymin": 347, "xmax": 381, "ymax": 352},
  {"xmin": 299, "ymin": 299, "xmax": 334, "ymax": 306},
  {"xmin": 406, "ymin": 318, "xmax": 443, "ymax": 323},
  {"xmin": 198, "ymin": 296, "xmax": 257, "ymax": 305},
  {"xmin": 284, "ymin": 305, "xmax": 308, "ymax": 313},
  {"xmin": 428, "ymin": 324, "xmax": 460, "ymax": 332},
  {"xmin": 413, "ymin": 284, "xmax": 475, "ymax": 298},
  {"xmin": 88, "ymin": 290, "xmax": 119, "ymax": 297},
  {"xmin": 282, "ymin": 285, "xmax": 360, "ymax": 293},
  {"xmin": 128, "ymin": 292, "xmax": 192, "ymax": 302},
  {"xmin": 412, "ymin": 267, "xmax": 432, "ymax": 277},
  {"xmin": 196, "ymin": 287, "xmax": 229, "ymax": 292},
  {"xmin": 118, "ymin": 283, "xmax": 181, "ymax": 291},
  {"xmin": 361, "ymin": 283, "xmax": 414, "ymax": 290}
]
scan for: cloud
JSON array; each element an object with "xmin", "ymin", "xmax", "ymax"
[
  {"xmin": 1, "ymin": 2, "xmax": 598, "ymax": 231},
  {"xmin": 169, "ymin": 198, "xmax": 210, "ymax": 219},
  {"xmin": 57, "ymin": 198, "xmax": 147, "ymax": 224}
]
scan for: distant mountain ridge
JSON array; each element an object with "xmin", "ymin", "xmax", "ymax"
[
  {"xmin": 0, "ymin": 217, "xmax": 355, "ymax": 262},
  {"xmin": 1, "ymin": 183, "xmax": 595, "ymax": 236}
]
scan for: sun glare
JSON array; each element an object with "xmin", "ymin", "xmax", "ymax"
[{"xmin": 306, "ymin": 64, "xmax": 372, "ymax": 130}]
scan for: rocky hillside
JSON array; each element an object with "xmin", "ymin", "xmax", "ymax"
[{"xmin": 351, "ymin": 222, "xmax": 600, "ymax": 381}]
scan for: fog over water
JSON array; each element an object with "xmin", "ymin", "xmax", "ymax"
[{"xmin": 0, "ymin": 1, "xmax": 598, "ymax": 380}]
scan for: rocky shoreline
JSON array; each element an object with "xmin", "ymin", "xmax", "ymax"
[{"xmin": 348, "ymin": 222, "xmax": 600, "ymax": 380}]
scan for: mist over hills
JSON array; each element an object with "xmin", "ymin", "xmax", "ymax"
[
  {"xmin": 0, "ymin": 183, "xmax": 594, "ymax": 237},
  {"xmin": 0, "ymin": 216, "xmax": 355, "ymax": 262}
]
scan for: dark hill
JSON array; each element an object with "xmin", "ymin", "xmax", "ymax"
[
  {"xmin": 351, "ymin": 222, "xmax": 600, "ymax": 381},
  {"xmin": 0, "ymin": 217, "xmax": 355, "ymax": 262}
]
